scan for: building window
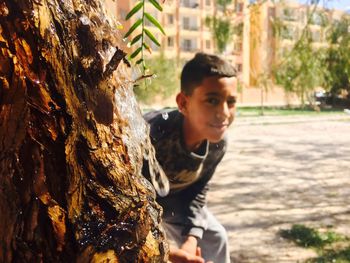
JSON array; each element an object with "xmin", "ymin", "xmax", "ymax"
[
  {"xmin": 181, "ymin": 0, "xmax": 199, "ymax": 8},
  {"xmin": 310, "ymin": 12, "xmax": 325, "ymax": 26},
  {"xmin": 234, "ymin": 42, "xmax": 243, "ymax": 52},
  {"xmin": 182, "ymin": 16, "xmax": 198, "ymax": 30},
  {"xmin": 206, "ymin": 0, "xmax": 211, "ymax": 6},
  {"xmin": 233, "ymin": 22, "xmax": 243, "ymax": 36},
  {"xmin": 236, "ymin": 63, "xmax": 242, "ymax": 72},
  {"xmin": 182, "ymin": 0, "xmax": 190, "ymax": 7},
  {"xmin": 181, "ymin": 39, "xmax": 197, "ymax": 51},
  {"xmin": 236, "ymin": 2, "xmax": 243, "ymax": 13},
  {"xmin": 281, "ymin": 26, "xmax": 295, "ymax": 40},
  {"xmin": 167, "ymin": 14, "xmax": 174, "ymax": 25},
  {"xmin": 282, "ymin": 8, "xmax": 297, "ymax": 21},
  {"xmin": 268, "ymin": 7, "xmax": 275, "ymax": 18},
  {"xmin": 311, "ymin": 30, "xmax": 321, "ymax": 42},
  {"xmin": 150, "ymin": 35, "xmax": 160, "ymax": 51},
  {"xmin": 205, "ymin": 40, "xmax": 211, "ymax": 49},
  {"xmin": 167, "ymin": 36, "xmax": 174, "ymax": 47},
  {"xmin": 183, "ymin": 17, "xmax": 190, "ymax": 30},
  {"xmin": 183, "ymin": 39, "xmax": 192, "ymax": 51},
  {"xmin": 182, "ymin": 0, "xmax": 199, "ymax": 8}
]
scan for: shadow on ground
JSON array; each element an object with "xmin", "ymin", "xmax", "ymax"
[{"xmin": 207, "ymin": 118, "xmax": 350, "ymax": 263}]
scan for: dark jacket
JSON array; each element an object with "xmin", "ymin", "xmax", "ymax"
[{"xmin": 143, "ymin": 109, "xmax": 227, "ymax": 239}]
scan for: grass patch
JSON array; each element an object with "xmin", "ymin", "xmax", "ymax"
[
  {"xmin": 280, "ymin": 224, "xmax": 350, "ymax": 262},
  {"xmin": 306, "ymin": 247, "xmax": 350, "ymax": 263},
  {"xmin": 236, "ymin": 106, "xmax": 344, "ymax": 117},
  {"xmin": 280, "ymin": 224, "xmax": 344, "ymax": 248},
  {"xmin": 142, "ymin": 106, "xmax": 346, "ymax": 118}
]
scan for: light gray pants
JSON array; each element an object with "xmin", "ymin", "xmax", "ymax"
[{"xmin": 164, "ymin": 207, "xmax": 231, "ymax": 263}]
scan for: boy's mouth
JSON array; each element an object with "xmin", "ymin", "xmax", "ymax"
[{"xmin": 209, "ymin": 123, "xmax": 229, "ymax": 130}]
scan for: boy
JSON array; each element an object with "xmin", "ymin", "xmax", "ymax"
[{"xmin": 144, "ymin": 53, "xmax": 237, "ymax": 263}]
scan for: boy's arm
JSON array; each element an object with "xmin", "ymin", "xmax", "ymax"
[
  {"xmin": 183, "ymin": 176, "xmax": 210, "ymax": 239},
  {"xmin": 183, "ymin": 147, "xmax": 226, "ymax": 239}
]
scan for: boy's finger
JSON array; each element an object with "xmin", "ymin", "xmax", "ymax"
[{"xmin": 196, "ymin": 247, "xmax": 201, "ymax": 257}]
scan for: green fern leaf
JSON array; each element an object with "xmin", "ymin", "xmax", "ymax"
[
  {"xmin": 124, "ymin": 18, "xmax": 142, "ymax": 38},
  {"xmin": 130, "ymin": 34, "xmax": 143, "ymax": 46},
  {"xmin": 130, "ymin": 47, "xmax": 142, "ymax": 59},
  {"xmin": 143, "ymin": 42, "xmax": 152, "ymax": 53},
  {"xmin": 144, "ymin": 12, "xmax": 166, "ymax": 35},
  {"xmin": 144, "ymin": 28, "xmax": 160, "ymax": 46},
  {"xmin": 136, "ymin": 58, "xmax": 144, "ymax": 65},
  {"xmin": 149, "ymin": 0, "xmax": 163, "ymax": 11},
  {"xmin": 125, "ymin": 2, "xmax": 144, "ymax": 20}
]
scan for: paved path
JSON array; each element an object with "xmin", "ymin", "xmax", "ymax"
[{"xmin": 208, "ymin": 114, "xmax": 350, "ymax": 263}]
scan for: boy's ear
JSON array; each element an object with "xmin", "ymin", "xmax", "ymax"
[{"xmin": 176, "ymin": 92, "xmax": 188, "ymax": 114}]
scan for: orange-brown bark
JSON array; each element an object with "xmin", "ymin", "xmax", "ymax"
[{"xmin": 0, "ymin": 1, "xmax": 168, "ymax": 262}]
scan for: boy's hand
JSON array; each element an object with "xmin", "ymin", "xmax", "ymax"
[
  {"xmin": 180, "ymin": 235, "xmax": 198, "ymax": 255},
  {"xmin": 195, "ymin": 247, "xmax": 214, "ymax": 263},
  {"xmin": 168, "ymin": 247, "xmax": 204, "ymax": 263}
]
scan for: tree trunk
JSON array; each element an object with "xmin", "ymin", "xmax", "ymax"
[{"xmin": 0, "ymin": 0, "xmax": 168, "ymax": 262}]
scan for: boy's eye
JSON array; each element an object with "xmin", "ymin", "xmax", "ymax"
[
  {"xmin": 207, "ymin": 98, "xmax": 220, "ymax": 105},
  {"xmin": 227, "ymin": 97, "xmax": 237, "ymax": 107}
]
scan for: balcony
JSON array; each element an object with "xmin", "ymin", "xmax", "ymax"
[
  {"xmin": 181, "ymin": 46, "xmax": 198, "ymax": 52},
  {"xmin": 181, "ymin": 0, "xmax": 199, "ymax": 8},
  {"xmin": 182, "ymin": 24, "xmax": 199, "ymax": 31}
]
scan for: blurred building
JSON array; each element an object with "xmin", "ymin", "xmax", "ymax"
[
  {"xmin": 112, "ymin": 0, "xmax": 245, "ymax": 67},
  {"xmin": 105, "ymin": 0, "xmax": 346, "ymax": 106},
  {"xmin": 242, "ymin": 0, "xmax": 346, "ymax": 105},
  {"xmin": 247, "ymin": 0, "xmax": 345, "ymax": 85}
]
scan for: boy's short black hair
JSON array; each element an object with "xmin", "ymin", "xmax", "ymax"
[{"xmin": 180, "ymin": 52, "xmax": 237, "ymax": 95}]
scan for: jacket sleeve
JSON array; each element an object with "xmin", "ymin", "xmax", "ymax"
[{"xmin": 183, "ymin": 147, "xmax": 226, "ymax": 239}]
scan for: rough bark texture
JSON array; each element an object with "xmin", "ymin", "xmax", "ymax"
[{"xmin": 0, "ymin": 0, "xmax": 168, "ymax": 262}]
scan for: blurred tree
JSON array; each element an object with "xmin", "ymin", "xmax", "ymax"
[
  {"xmin": 274, "ymin": 36, "xmax": 326, "ymax": 107},
  {"xmin": 205, "ymin": 0, "xmax": 235, "ymax": 53},
  {"xmin": 273, "ymin": 2, "xmax": 328, "ymax": 107},
  {"xmin": 134, "ymin": 53, "xmax": 179, "ymax": 105},
  {"xmin": 323, "ymin": 15, "xmax": 350, "ymax": 97}
]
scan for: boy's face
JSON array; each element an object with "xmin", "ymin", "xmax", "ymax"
[{"xmin": 177, "ymin": 76, "xmax": 237, "ymax": 145}]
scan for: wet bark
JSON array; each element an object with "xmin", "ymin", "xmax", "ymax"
[{"xmin": 0, "ymin": 0, "xmax": 168, "ymax": 262}]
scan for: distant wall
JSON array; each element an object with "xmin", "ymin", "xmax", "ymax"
[{"xmin": 238, "ymin": 85, "xmax": 301, "ymax": 107}]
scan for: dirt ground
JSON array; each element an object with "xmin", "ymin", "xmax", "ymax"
[{"xmin": 207, "ymin": 114, "xmax": 350, "ymax": 263}]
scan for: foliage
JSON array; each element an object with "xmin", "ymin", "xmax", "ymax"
[
  {"xmin": 217, "ymin": 0, "xmax": 232, "ymax": 9},
  {"xmin": 323, "ymin": 15, "xmax": 350, "ymax": 97},
  {"xmin": 205, "ymin": 17, "xmax": 234, "ymax": 53},
  {"xmin": 134, "ymin": 53, "xmax": 179, "ymax": 104},
  {"xmin": 280, "ymin": 224, "xmax": 350, "ymax": 263},
  {"xmin": 237, "ymin": 106, "xmax": 343, "ymax": 117},
  {"xmin": 280, "ymin": 224, "xmax": 344, "ymax": 248},
  {"xmin": 124, "ymin": 0, "xmax": 165, "ymax": 72},
  {"xmin": 273, "ymin": 32, "xmax": 326, "ymax": 106},
  {"xmin": 306, "ymin": 247, "xmax": 350, "ymax": 263},
  {"xmin": 271, "ymin": 2, "xmax": 333, "ymax": 106},
  {"xmin": 205, "ymin": 0, "xmax": 234, "ymax": 53},
  {"xmin": 232, "ymin": 21, "xmax": 244, "ymax": 36}
]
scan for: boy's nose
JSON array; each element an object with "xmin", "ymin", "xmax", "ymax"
[
  {"xmin": 224, "ymin": 102, "xmax": 231, "ymax": 117},
  {"xmin": 216, "ymin": 103, "xmax": 231, "ymax": 120}
]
